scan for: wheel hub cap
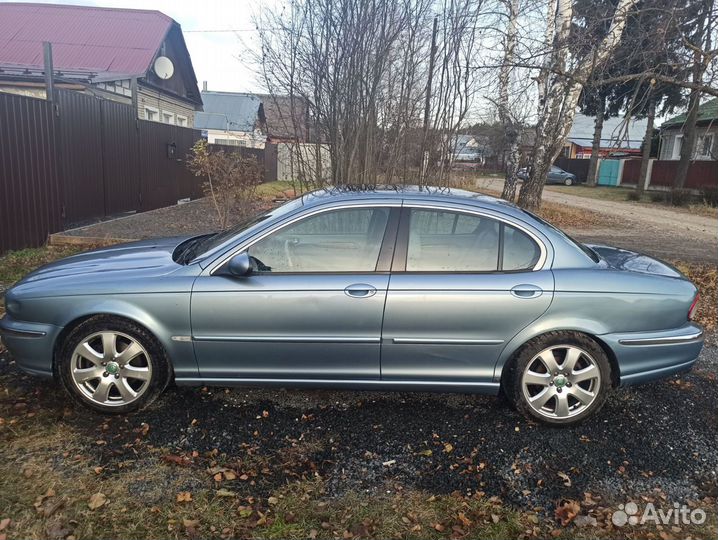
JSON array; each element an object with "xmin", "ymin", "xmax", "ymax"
[
  {"xmin": 106, "ymin": 361, "xmax": 120, "ymax": 375},
  {"xmin": 553, "ymin": 374, "xmax": 567, "ymax": 388}
]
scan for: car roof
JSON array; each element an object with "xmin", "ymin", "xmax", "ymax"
[{"xmin": 295, "ymin": 185, "xmax": 528, "ymax": 218}]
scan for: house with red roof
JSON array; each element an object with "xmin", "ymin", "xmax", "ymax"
[{"xmin": 0, "ymin": 2, "xmax": 202, "ymax": 125}]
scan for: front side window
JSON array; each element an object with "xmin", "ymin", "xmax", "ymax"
[
  {"xmin": 405, "ymin": 208, "xmax": 542, "ymax": 272},
  {"xmin": 248, "ymin": 207, "xmax": 390, "ymax": 273}
]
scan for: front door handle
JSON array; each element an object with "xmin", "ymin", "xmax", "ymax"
[
  {"xmin": 510, "ymin": 284, "xmax": 543, "ymax": 299},
  {"xmin": 344, "ymin": 284, "xmax": 377, "ymax": 298}
]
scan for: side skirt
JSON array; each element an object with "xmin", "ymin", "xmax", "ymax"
[{"xmin": 174, "ymin": 377, "xmax": 501, "ymax": 395}]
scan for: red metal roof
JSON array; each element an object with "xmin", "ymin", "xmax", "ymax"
[{"xmin": 0, "ymin": 2, "xmax": 173, "ymax": 76}]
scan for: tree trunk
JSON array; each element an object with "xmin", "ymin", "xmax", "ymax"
[
  {"xmin": 674, "ymin": 51, "xmax": 703, "ymax": 190},
  {"xmin": 636, "ymin": 96, "xmax": 655, "ymax": 195},
  {"xmin": 585, "ymin": 94, "xmax": 606, "ymax": 187},
  {"xmin": 498, "ymin": 0, "xmax": 520, "ymax": 201}
]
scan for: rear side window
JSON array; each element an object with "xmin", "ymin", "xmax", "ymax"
[
  {"xmin": 404, "ymin": 208, "xmax": 542, "ymax": 272},
  {"xmin": 503, "ymin": 225, "xmax": 541, "ymax": 271},
  {"xmin": 406, "ymin": 209, "xmax": 499, "ymax": 271}
]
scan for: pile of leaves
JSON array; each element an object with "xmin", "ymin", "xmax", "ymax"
[{"xmin": 672, "ymin": 261, "xmax": 717, "ymax": 339}]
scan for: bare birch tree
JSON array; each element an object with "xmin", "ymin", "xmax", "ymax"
[{"xmin": 516, "ymin": 0, "xmax": 640, "ymax": 210}]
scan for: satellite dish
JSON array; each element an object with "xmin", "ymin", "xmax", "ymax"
[{"xmin": 153, "ymin": 56, "xmax": 174, "ymax": 80}]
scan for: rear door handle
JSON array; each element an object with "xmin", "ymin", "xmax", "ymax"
[
  {"xmin": 344, "ymin": 284, "xmax": 377, "ymax": 298},
  {"xmin": 510, "ymin": 284, "xmax": 543, "ymax": 299}
]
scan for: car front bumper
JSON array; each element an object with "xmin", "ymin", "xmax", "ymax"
[
  {"xmin": 601, "ymin": 322, "xmax": 704, "ymax": 386},
  {"xmin": 0, "ymin": 314, "xmax": 60, "ymax": 378}
]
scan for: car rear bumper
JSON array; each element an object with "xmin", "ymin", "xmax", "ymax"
[
  {"xmin": 0, "ymin": 315, "xmax": 59, "ymax": 378},
  {"xmin": 601, "ymin": 322, "xmax": 704, "ymax": 386}
]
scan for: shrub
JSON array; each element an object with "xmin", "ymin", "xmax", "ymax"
[
  {"xmin": 701, "ymin": 187, "xmax": 718, "ymax": 207},
  {"xmin": 668, "ymin": 188, "xmax": 691, "ymax": 207},
  {"xmin": 625, "ymin": 190, "xmax": 641, "ymax": 201},
  {"xmin": 649, "ymin": 191, "xmax": 668, "ymax": 203},
  {"xmin": 187, "ymin": 140, "xmax": 263, "ymax": 229}
]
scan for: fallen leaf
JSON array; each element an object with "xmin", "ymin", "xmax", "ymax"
[
  {"xmin": 0, "ymin": 519, "xmax": 10, "ymax": 531},
  {"xmin": 417, "ymin": 449, "xmax": 433, "ymax": 457},
  {"xmin": 557, "ymin": 471, "xmax": 571, "ymax": 487},
  {"xmin": 176, "ymin": 492, "xmax": 193, "ymax": 503},
  {"xmin": 268, "ymin": 496, "xmax": 279, "ymax": 505},
  {"xmin": 216, "ymin": 489, "xmax": 236, "ymax": 497},
  {"xmin": 555, "ymin": 500, "xmax": 580, "ymax": 526},
  {"xmin": 88, "ymin": 492, "xmax": 107, "ymax": 510},
  {"xmin": 183, "ymin": 519, "xmax": 200, "ymax": 528},
  {"xmin": 443, "ymin": 443, "xmax": 454, "ymax": 453},
  {"xmin": 93, "ymin": 467, "xmax": 103, "ymax": 475}
]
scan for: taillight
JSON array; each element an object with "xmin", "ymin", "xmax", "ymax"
[{"xmin": 688, "ymin": 293, "xmax": 700, "ymax": 320}]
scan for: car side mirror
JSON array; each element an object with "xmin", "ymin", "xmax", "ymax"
[{"xmin": 227, "ymin": 252, "xmax": 252, "ymax": 277}]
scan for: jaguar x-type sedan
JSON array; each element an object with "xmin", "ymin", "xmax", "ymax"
[{"xmin": 1, "ymin": 187, "xmax": 703, "ymax": 425}]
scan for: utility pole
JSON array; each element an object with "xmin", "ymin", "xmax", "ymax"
[
  {"xmin": 43, "ymin": 42, "xmax": 55, "ymax": 102},
  {"xmin": 421, "ymin": 15, "xmax": 439, "ymax": 184}
]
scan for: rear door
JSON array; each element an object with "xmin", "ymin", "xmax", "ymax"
[{"xmin": 381, "ymin": 206, "xmax": 554, "ymax": 382}]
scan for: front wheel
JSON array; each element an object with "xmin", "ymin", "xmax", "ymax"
[
  {"xmin": 564, "ymin": 177, "xmax": 574, "ymax": 186},
  {"xmin": 506, "ymin": 332, "xmax": 611, "ymax": 426},
  {"xmin": 56, "ymin": 316, "xmax": 172, "ymax": 414}
]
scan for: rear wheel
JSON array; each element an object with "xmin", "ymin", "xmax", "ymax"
[
  {"xmin": 506, "ymin": 332, "xmax": 611, "ymax": 426},
  {"xmin": 56, "ymin": 316, "xmax": 171, "ymax": 414}
]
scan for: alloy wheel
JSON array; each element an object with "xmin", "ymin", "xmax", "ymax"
[
  {"xmin": 70, "ymin": 331, "xmax": 152, "ymax": 407},
  {"xmin": 521, "ymin": 345, "xmax": 601, "ymax": 420}
]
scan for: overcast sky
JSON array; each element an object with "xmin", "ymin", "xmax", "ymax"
[{"xmin": 1, "ymin": 0, "xmax": 269, "ymax": 93}]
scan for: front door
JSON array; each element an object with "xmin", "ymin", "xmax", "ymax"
[
  {"xmin": 381, "ymin": 207, "xmax": 554, "ymax": 382},
  {"xmin": 191, "ymin": 205, "xmax": 399, "ymax": 380}
]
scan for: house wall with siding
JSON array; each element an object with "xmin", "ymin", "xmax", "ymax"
[
  {"xmin": 137, "ymin": 84, "xmax": 196, "ymax": 126},
  {"xmin": 660, "ymin": 125, "xmax": 718, "ymax": 160}
]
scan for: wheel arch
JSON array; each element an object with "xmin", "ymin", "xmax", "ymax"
[{"xmin": 496, "ymin": 326, "xmax": 621, "ymax": 388}]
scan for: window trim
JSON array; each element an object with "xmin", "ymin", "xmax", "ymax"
[
  {"xmin": 162, "ymin": 111, "xmax": 176, "ymax": 125},
  {"xmin": 209, "ymin": 204, "xmax": 402, "ymax": 276},
  {"xmin": 144, "ymin": 105, "xmax": 159, "ymax": 122},
  {"xmin": 392, "ymin": 205, "xmax": 547, "ymax": 274},
  {"xmin": 176, "ymin": 114, "xmax": 188, "ymax": 127},
  {"xmin": 696, "ymin": 133, "xmax": 714, "ymax": 159}
]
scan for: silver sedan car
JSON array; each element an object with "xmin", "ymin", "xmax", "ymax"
[{"xmin": 0, "ymin": 187, "xmax": 703, "ymax": 425}]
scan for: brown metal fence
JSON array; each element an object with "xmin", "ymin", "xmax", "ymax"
[
  {"xmin": 0, "ymin": 90, "xmax": 203, "ymax": 253},
  {"xmin": 648, "ymin": 160, "xmax": 718, "ymax": 190},
  {"xmin": 554, "ymin": 157, "xmax": 590, "ymax": 182}
]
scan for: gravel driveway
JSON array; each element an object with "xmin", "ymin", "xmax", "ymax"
[
  {"xmin": 477, "ymin": 178, "xmax": 717, "ymax": 264},
  {"xmin": 1, "ymin": 341, "xmax": 716, "ymax": 515}
]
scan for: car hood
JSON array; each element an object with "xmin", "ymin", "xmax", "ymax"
[
  {"xmin": 18, "ymin": 236, "xmax": 193, "ymax": 286},
  {"xmin": 588, "ymin": 244, "xmax": 685, "ymax": 279}
]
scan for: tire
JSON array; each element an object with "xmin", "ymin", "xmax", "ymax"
[
  {"xmin": 564, "ymin": 177, "xmax": 574, "ymax": 186},
  {"xmin": 505, "ymin": 331, "xmax": 611, "ymax": 426},
  {"xmin": 55, "ymin": 315, "xmax": 172, "ymax": 414}
]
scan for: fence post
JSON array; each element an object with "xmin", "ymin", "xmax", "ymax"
[
  {"xmin": 616, "ymin": 159, "xmax": 625, "ymax": 186},
  {"xmin": 645, "ymin": 158, "xmax": 655, "ymax": 191}
]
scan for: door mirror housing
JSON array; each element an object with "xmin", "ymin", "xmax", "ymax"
[{"xmin": 227, "ymin": 252, "xmax": 252, "ymax": 277}]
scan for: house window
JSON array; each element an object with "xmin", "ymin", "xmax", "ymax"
[
  {"xmin": 215, "ymin": 138, "xmax": 247, "ymax": 147},
  {"xmin": 162, "ymin": 112, "xmax": 175, "ymax": 125},
  {"xmin": 671, "ymin": 134, "xmax": 683, "ymax": 160},
  {"xmin": 696, "ymin": 134, "xmax": 714, "ymax": 160},
  {"xmin": 176, "ymin": 115, "xmax": 188, "ymax": 127},
  {"xmin": 144, "ymin": 106, "xmax": 159, "ymax": 122}
]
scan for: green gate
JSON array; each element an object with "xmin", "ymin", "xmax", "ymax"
[{"xmin": 598, "ymin": 159, "xmax": 621, "ymax": 186}]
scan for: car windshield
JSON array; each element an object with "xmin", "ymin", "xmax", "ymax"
[
  {"xmin": 176, "ymin": 197, "xmax": 311, "ymax": 263},
  {"xmin": 522, "ymin": 209, "xmax": 600, "ymax": 263}
]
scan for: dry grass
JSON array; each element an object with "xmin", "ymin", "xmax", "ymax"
[{"xmin": 672, "ymin": 261, "xmax": 717, "ymax": 337}]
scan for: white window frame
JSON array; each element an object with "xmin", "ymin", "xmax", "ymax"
[
  {"xmin": 162, "ymin": 111, "xmax": 176, "ymax": 125},
  {"xmin": 176, "ymin": 115, "xmax": 188, "ymax": 127},
  {"xmin": 144, "ymin": 106, "xmax": 159, "ymax": 122},
  {"xmin": 671, "ymin": 134, "xmax": 683, "ymax": 160},
  {"xmin": 696, "ymin": 133, "xmax": 714, "ymax": 160}
]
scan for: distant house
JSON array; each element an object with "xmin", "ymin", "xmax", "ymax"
[
  {"xmin": 659, "ymin": 98, "xmax": 717, "ymax": 161},
  {"xmin": 195, "ymin": 89, "xmax": 313, "ymax": 148},
  {"xmin": 0, "ymin": 3, "xmax": 202, "ymax": 124},
  {"xmin": 563, "ymin": 114, "xmax": 648, "ymax": 158},
  {"xmin": 451, "ymin": 134, "xmax": 493, "ymax": 164}
]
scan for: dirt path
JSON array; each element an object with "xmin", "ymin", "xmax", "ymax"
[{"xmin": 478, "ymin": 178, "xmax": 717, "ymax": 264}]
